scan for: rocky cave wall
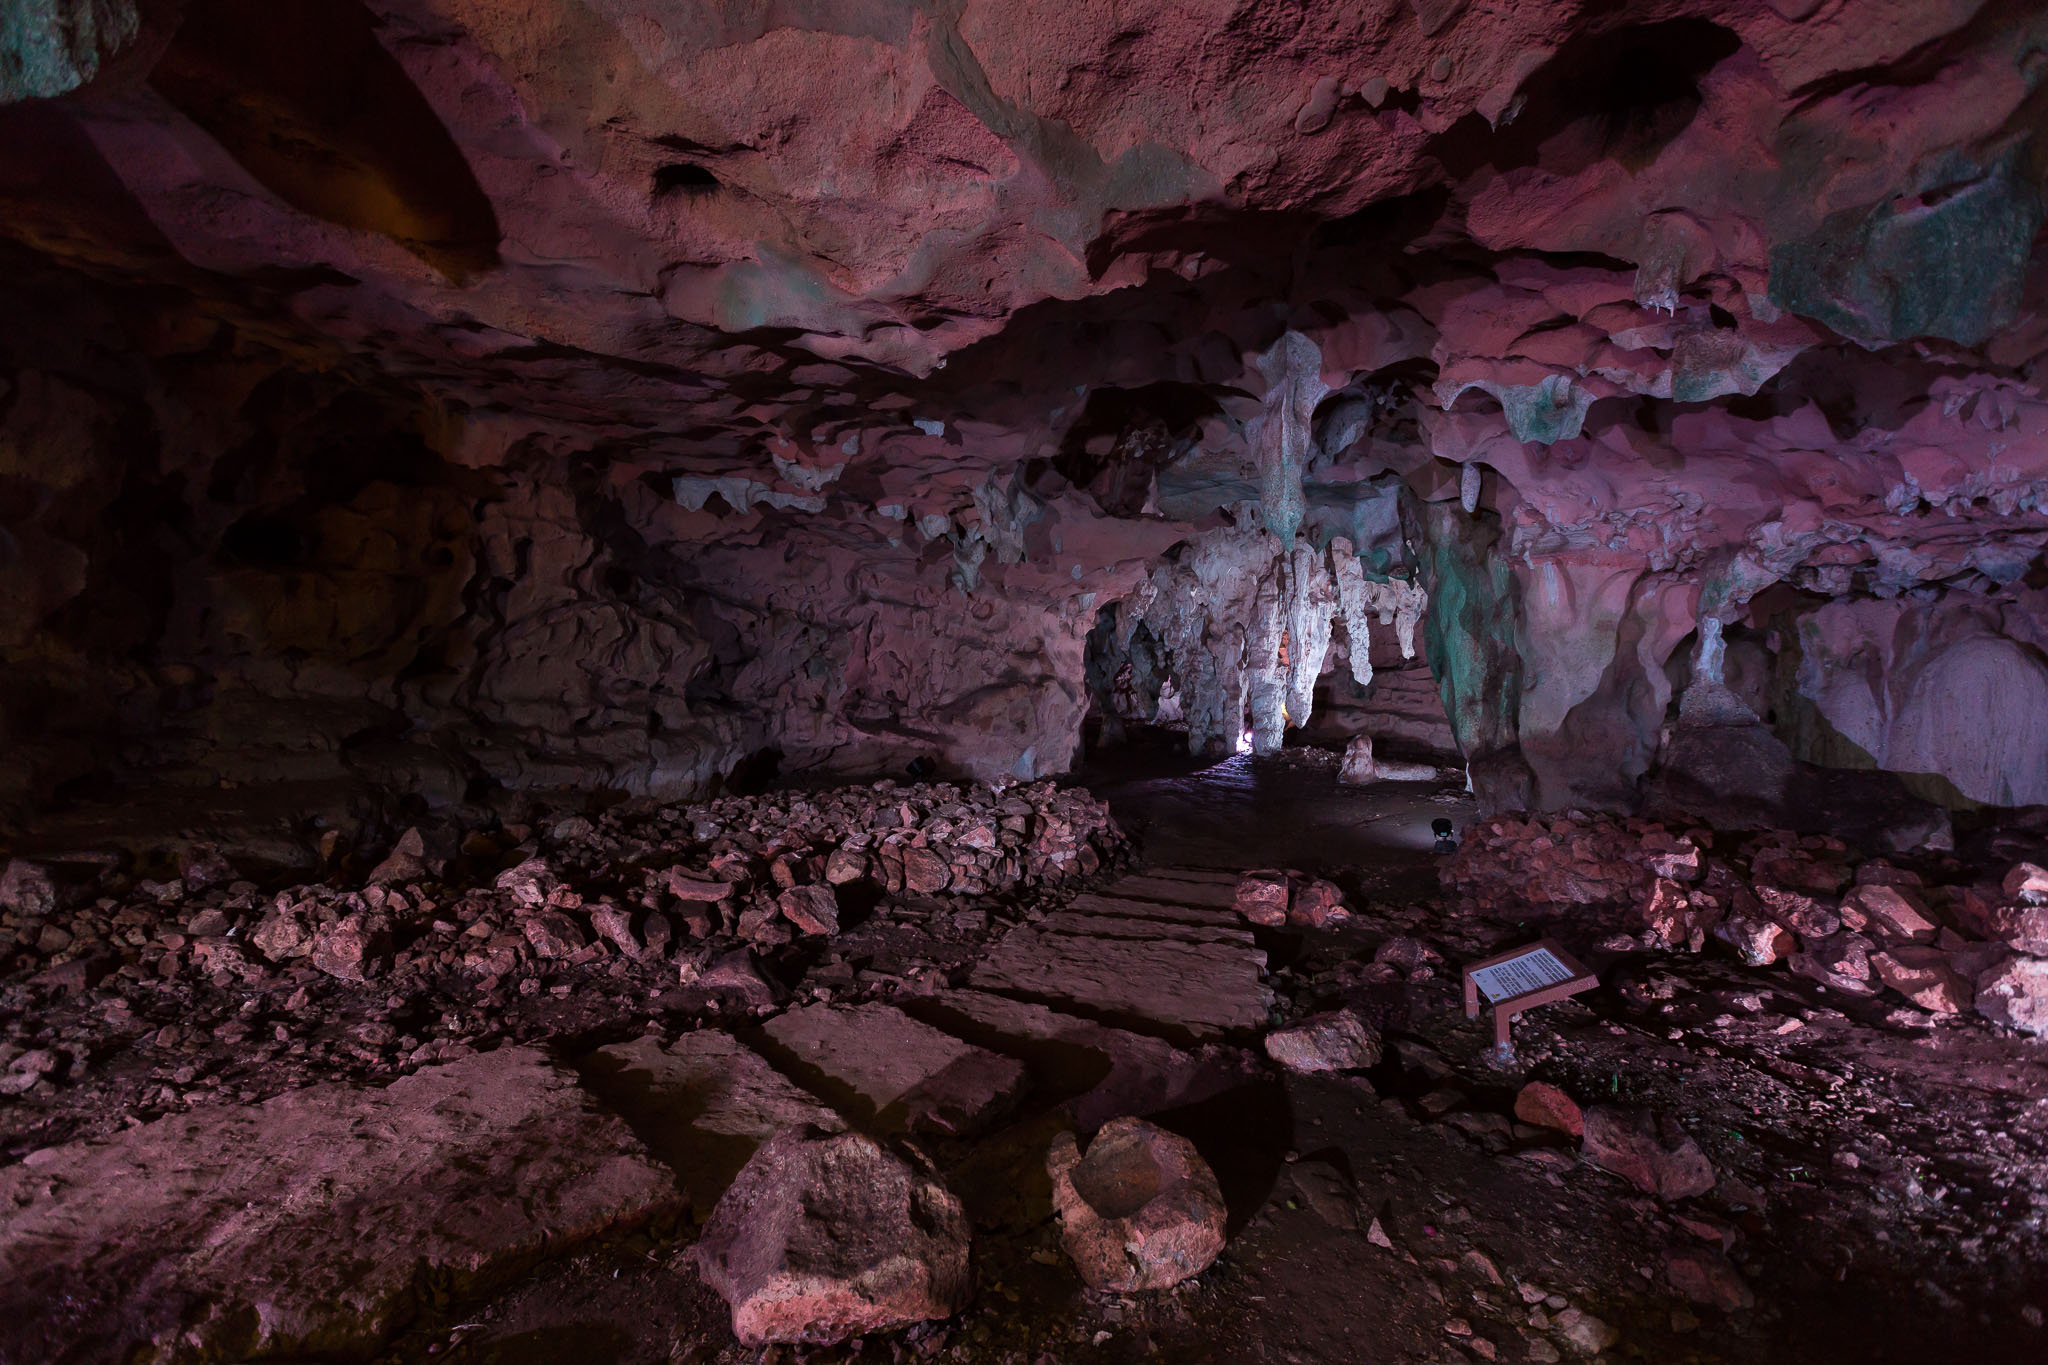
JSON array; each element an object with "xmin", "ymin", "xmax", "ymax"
[{"xmin": 7, "ymin": 0, "xmax": 2048, "ymax": 845}]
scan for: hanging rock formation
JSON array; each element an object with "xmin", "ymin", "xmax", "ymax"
[{"xmin": 4, "ymin": 1, "xmax": 2048, "ymax": 834}]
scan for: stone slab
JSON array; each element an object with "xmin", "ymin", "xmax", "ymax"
[
  {"xmin": 1100, "ymin": 875, "xmax": 1242, "ymax": 909},
  {"xmin": 1066, "ymin": 892, "xmax": 1246, "ymax": 928},
  {"xmin": 914, "ymin": 989, "xmax": 1259, "ymax": 1132},
  {"xmin": 580, "ymin": 1032, "xmax": 845, "ymax": 1218},
  {"xmin": 1036, "ymin": 911, "xmax": 1255, "ymax": 945},
  {"xmin": 757, "ymin": 1002, "xmax": 1028, "ymax": 1136},
  {"xmin": 969, "ymin": 923, "xmax": 1272, "ymax": 1041},
  {"xmin": 0, "ymin": 1048, "xmax": 680, "ymax": 1365}
]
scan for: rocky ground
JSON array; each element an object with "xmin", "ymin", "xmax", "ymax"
[{"xmin": 2, "ymin": 762, "xmax": 2046, "ymax": 1364}]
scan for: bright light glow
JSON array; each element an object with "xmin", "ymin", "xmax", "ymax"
[{"xmin": 1237, "ymin": 727, "xmax": 1254, "ymax": 754}]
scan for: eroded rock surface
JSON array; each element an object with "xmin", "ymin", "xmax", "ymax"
[
  {"xmin": 1048, "ymin": 1116, "xmax": 1228, "ymax": 1293},
  {"xmin": 696, "ymin": 1129, "xmax": 973, "ymax": 1346},
  {"xmin": 0, "ymin": 1047, "xmax": 680, "ymax": 1363}
]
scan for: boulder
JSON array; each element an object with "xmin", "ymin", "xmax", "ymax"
[
  {"xmin": 1975, "ymin": 956, "xmax": 2048, "ymax": 1035},
  {"xmin": 824, "ymin": 847, "xmax": 868, "ymax": 885},
  {"xmin": 900, "ymin": 846, "xmax": 952, "ymax": 895},
  {"xmin": 2005, "ymin": 862, "xmax": 2048, "ymax": 904},
  {"xmin": 1951, "ymin": 888, "xmax": 2048, "ymax": 955},
  {"xmin": 1263, "ymin": 1009, "xmax": 1381, "ymax": 1073},
  {"xmin": 1337, "ymin": 735, "xmax": 1379, "ymax": 785},
  {"xmin": 588, "ymin": 903, "xmax": 645, "ymax": 960},
  {"xmin": 494, "ymin": 857, "xmax": 561, "ymax": 907},
  {"xmin": 1047, "ymin": 1117, "xmax": 1227, "ymax": 1292},
  {"xmin": 1871, "ymin": 947, "xmax": 1971, "ymax": 1013},
  {"xmin": 580, "ymin": 1033, "xmax": 845, "ymax": 1216},
  {"xmin": 1580, "ymin": 1107, "xmax": 1715, "ymax": 1201},
  {"xmin": 1754, "ymin": 885, "xmax": 1840, "ymax": 938},
  {"xmin": 1289, "ymin": 878, "xmax": 1349, "ymax": 928},
  {"xmin": 1664, "ymin": 1246, "xmax": 1754, "ymax": 1311},
  {"xmin": 521, "ymin": 909, "xmax": 589, "ymax": 959},
  {"xmin": 969, "ymin": 914, "xmax": 1272, "ymax": 1042},
  {"xmin": 1513, "ymin": 1081, "xmax": 1584, "ymax": 1138},
  {"xmin": 366, "ymin": 828, "xmax": 434, "ymax": 886},
  {"xmin": 1233, "ymin": 870, "xmax": 1291, "ymax": 927},
  {"xmin": 1787, "ymin": 932, "xmax": 1878, "ymax": 995},
  {"xmin": 662, "ymin": 868, "xmax": 736, "ymax": 902},
  {"xmin": 0, "ymin": 858, "xmax": 55, "ymax": 914},
  {"xmin": 1550, "ymin": 1306, "xmax": 1620, "ymax": 1356},
  {"xmin": 695, "ymin": 1129, "xmax": 971, "ymax": 1346},
  {"xmin": 1636, "ymin": 878, "xmax": 1718, "ymax": 951},
  {"xmin": 1843, "ymin": 883, "xmax": 1937, "ymax": 942},
  {"xmin": 760, "ymin": 1002, "xmax": 1027, "ymax": 1136},
  {"xmin": 1715, "ymin": 911, "xmax": 1793, "ymax": 967},
  {"xmin": 309, "ymin": 910, "xmax": 392, "ymax": 981},
  {"xmin": 777, "ymin": 884, "xmax": 841, "ymax": 936}
]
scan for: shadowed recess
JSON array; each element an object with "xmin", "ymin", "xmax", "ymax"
[{"xmin": 148, "ymin": 0, "xmax": 500, "ymax": 281}]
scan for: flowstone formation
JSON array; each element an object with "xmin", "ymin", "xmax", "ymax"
[{"xmin": 8, "ymin": 1, "xmax": 2048, "ymax": 838}]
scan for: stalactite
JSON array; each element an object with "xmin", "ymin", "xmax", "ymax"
[{"xmin": 1246, "ymin": 332, "xmax": 1329, "ymax": 546}]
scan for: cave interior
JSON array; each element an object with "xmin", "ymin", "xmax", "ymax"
[{"xmin": 3, "ymin": 2, "xmax": 2048, "ymax": 1363}]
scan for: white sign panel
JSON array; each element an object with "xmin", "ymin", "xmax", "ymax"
[{"xmin": 1468, "ymin": 945, "xmax": 1578, "ymax": 1004}]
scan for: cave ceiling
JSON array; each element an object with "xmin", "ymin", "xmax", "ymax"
[{"xmin": 6, "ymin": 0, "xmax": 2048, "ymax": 812}]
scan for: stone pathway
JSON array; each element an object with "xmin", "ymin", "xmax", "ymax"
[
  {"xmin": 968, "ymin": 867, "xmax": 1274, "ymax": 1041},
  {"xmin": 0, "ymin": 861, "xmax": 1274, "ymax": 1359}
]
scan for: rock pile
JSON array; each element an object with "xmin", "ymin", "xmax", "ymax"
[
  {"xmin": 0, "ymin": 779, "xmax": 1123, "ymax": 994},
  {"xmin": 1442, "ymin": 816, "xmax": 2048, "ymax": 1036},
  {"xmin": 0, "ymin": 779, "xmax": 1126, "ymax": 1136}
]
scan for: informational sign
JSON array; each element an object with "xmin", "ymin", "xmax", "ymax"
[
  {"xmin": 1462, "ymin": 938, "xmax": 1598, "ymax": 1058},
  {"xmin": 1469, "ymin": 945, "xmax": 1579, "ymax": 1004}
]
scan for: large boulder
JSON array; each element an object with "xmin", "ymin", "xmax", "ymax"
[
  {"xmin": 1048, "ymin": 1117, "xmax": 1227, "ymax": 1292},
  {"xmin": 696, "ymin": 1129, "xmax": 972, "ymax": 1345}
]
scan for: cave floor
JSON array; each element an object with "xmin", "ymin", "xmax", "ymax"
[{"xmin": 2, "ymin": 763, "xmax": 2044, "ymax": 1365}]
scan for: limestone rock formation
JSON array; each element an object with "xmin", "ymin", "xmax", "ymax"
[{"xmin": 2, "ymin": 1, "xmax": 2047, "ymax": 829}]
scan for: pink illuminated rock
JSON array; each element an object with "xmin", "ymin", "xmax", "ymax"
[
  {"xmin": 1289, "ymin": 878, "xmax": 1350, "ymax": 928},
  {"xmin": 1665, "ymin": 1247, "xmax": 1754, "ymax": 1312},
  {"xmin": 309, "ymin": 911, "xmax": 391, "ymax": 982},
  {"xmin": 1233, "ymin": 871, "xmax": 1292, "ymax": 928},
  {"xmin": 1264, "ymin": 1009, "xmax": 1381, "ymax": 1073},
  {"xmin": 0, "ymin": 1050, "xmax": 680, "ymax": 1363},
  {"xmin": 777, "ymin": 885, "xmax": 840, "ymax": 936},
  {"xmin": 1514, "ymin": 1082, "xmax": 1584, "ymax": 1139},
  {"xmin": 1716, "ymin": 913, "xmax": 1794, "ymax": 967},
  {"xmin": 1843, "ymin": 884, "xmax": 1937, "ymax": 942},
  {"xmin": 1048, "ymin": 1117, "xmax": 1227, "ymax": 1292},
  {"xmin": 1975, "ymin": 957, "xmax": 2048, "ymax": 1036},
  {"xmin": 521, "ymin": 909, "xmax": 588, "ymax": 960},
  {"xmin": 1871, "ymin": 947, "xmax": 1971, "ymax": 1013},
  {"xmin": 696, "ymin": 1129, "xmax": 971, "ymax": 1346},
  {"xmin": 2005, "ymin": 863, "xmax": 2048, "ymax": 904}
]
